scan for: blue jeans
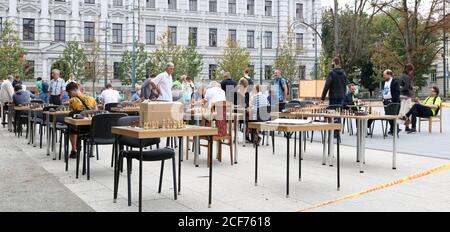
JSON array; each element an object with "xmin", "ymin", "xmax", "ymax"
[{"xmin": 39, "ymin": 93, "xmax": 48, "ymax": 103}]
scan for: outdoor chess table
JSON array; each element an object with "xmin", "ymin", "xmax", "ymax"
[
  {"xmin": 111, "ymin": 125, "xmax": 218, "ymax": 212},
  {"xmin": 275, "ymin": 111, "xmax": 400, "ymax": 173},
  {"xmin": 248, "ymin": 121, "xmax": 343, "ymax": 197},
  {"xmin": 110, "ymin": 107, "xmax": 140, "ymax": 113}
]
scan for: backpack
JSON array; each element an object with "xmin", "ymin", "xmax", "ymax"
[{"xmin": 42, "ymin": 82, "xmax": 49, "ymax": 93}]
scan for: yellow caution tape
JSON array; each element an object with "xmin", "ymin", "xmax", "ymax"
[{"xmin": 297, "ymin": 163, "xmax": 450, "ymax": 212}]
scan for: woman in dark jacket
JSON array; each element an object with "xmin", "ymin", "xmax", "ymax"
[{"xmin": 399, "ymin": 63, "xmax": 414, "ymax": 131}]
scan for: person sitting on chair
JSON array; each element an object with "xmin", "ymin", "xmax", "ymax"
[
  {"xmin": 342, "ymin": 82, "xmax": 360, "ymax": 111},
  {"xmin": 404, "ymin": 86, "xmax": 442, "ymax": 134}
]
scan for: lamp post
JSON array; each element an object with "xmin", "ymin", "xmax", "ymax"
[
  {"xmin": 131, "ymin": 0, "xmax": 137, "ymax": 90},
  {"xmin": 443, "ymin": 0, "xmax": 448, "ymax": 99},
  {"xmin": 259, "ymin": 25, "xmax": 263, "ymax": 85},
  {"xmin": 104, "ymin": 17, "xmax": 110, "ymax": 87}
]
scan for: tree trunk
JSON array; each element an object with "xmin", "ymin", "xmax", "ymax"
[{"xmin": 333, "ymin": 0, "xmax": 340, "ymax": 56}]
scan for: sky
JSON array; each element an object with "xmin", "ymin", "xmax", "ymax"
[{"xmin": 321, "ymin": 0, "xmax": 355, "ymax": 9}]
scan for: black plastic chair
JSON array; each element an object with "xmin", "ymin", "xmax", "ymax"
[
  {"xmin": 37, "ymin": 106, "xmax": 59, "ymax": 149},
  {"xmin": 116, "ymin": 116, "xmax": 160, "ymax": 169},
  {"xmin": 84, "ymin": 113, "xmax": 127, "ymax": 180},
  {"xmin": 104, "ymin": 103, "xmax": 119, "ymax": 112}
]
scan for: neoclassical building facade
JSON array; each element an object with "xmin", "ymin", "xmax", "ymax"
[{"xmin": 0, "ymin": 0, "xmax": 321, "ymax": 83}]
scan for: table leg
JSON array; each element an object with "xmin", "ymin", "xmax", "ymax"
[
  {"xmin": 178, "ymin": 137, "xmax": 182, "ymax": 195},
  {"xmin": 393, "ymin": 119, "xmax": 397, "ymax": 170},
  {"xmin": 76, "ymin": 134, "xmax": 81, "ymax": 179},
  {"xmin": 286, "ymin": 132, "xmax": 292, "ymax": 198},
  {"xmin": 27, "ymin": 110, "xmax": 31, "ymax": 144},
  {"xmin": 356, "ymin": 119, "xmax": 360, "ymax": 163},
  {"xmin": 243, "ymin": 112, "xmax": 247, "ymax": 147},
  {"xmin": 234, "ymin": 115, "xmax": 238, "ymax": 164},
  {"xmin": 139, "ymin": 140, "xmax": 143, "ymax": 212},
  {"xmin": 32, "ymin": 111, "xmax": 37, "ymax": 147},
  {"xmin": 208, "ymin": 136, "xmax": 213, "ymax": 208},
  {"xmin": 322, "ymin": 130, "xmax": 327, "ymax": 165},
  {"xmin": 337, "ymin": 130, "xmax": 341, "ymax": 191},
  {"xmin": 329, "ymin": 117, "xmax": 335, "ymax": 167},
  {"xmin": 52, "ymin": 117, "xmax": 57, "ymax": 160},
  {"xmin": 255, "ymin": 132, "xmax": 259, "ymax": 186},
  {"xmin": 113, "ymin": 136, "xmax": 119, "ymax": 203},
  {"xmin": 299, "ymin": 132, "xmax": 302, "ymax": 182},
  {"xmin": 46, "ymin": 115, "xmax": 50, "ymax": 156}
]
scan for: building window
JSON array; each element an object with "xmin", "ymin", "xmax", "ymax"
[
  {"xmin": 112, "ymin": 23, "xmax": 122, "ymax": 44},
  {"xmin": 113, "ymin": 62, "xmax": 120, "ymax": 79},
  {"xmin": 54, "ymin": 20, "xmax": 65, "ymax": 42},
  {"xmin": 430, "ymin": 66, "xmax": 437, "ymax": 82},
  {"xmin": 209, "ymin": 64, "xmax": 217, "ymax": 79},
  {"xmin": 229, "ymin": 0, "xmax": 236, "ymax": 14},
  {"xmin": 209, "ymin": 28, "xmax": 217, "ymax": 47},
  {"xmin": 248, "ymin": 65, "xmax": 255, "ymax": 78},
  {"xmin": 265, "ymin": 65, "xmax": 272, "ymax": 80},
  {"xmin": 189, "ymin": 27, "xmax": 197, "ymax": 47},
  {"xmin": 189, "ymin": 0, "xmax": 197, "ymax": 11},
  {"xmin": 168, "ymin": 0, "xmax": 176, "ymax": 9},
  {"xmin": 298, "ymin": 65, "xmax": 306, "ymax": 80},
  {"xmin": 229, "ymin": 29, "xmax": 236, "ymax": 43},
  {"xmin": 84, "ymin": 22, "xmax": 95, "ymax": 42},
  {"xmin": 247, "ymin": 30, "xmax": 255, "ymax": 48},
  {"xmin": 168, "ymin": 26, "xmax": 177, "ymax": 45},
  {"xmin": 113, "ymin": 0, "xmax": 123, "ymax": 6},
  {"xmin": 296, "ymin": 33, "xmax": 304, "ymax": 51},
  {"xmin": 146, "ymin": 25, "xmax": 155, "ymax": 45},
  {"xmin": 23, "ymin": 18, "xmax": 35, "ymax": 41},
  {"xmin": 265, "ymin": 1, "xmax": 272, "ymax": 16},
  {"xmin": 247, "ymin": 0, "xmax": 255, "ymax": 15},
  {"xmin": 25, "ymin": 60, "xmax": 35, "ymax": 79},
  {"xmin": 146, "ymin": 0, "xmax": 155, "ymax": 8},
  {"xmin": 264, "ymin": 31, "xmax": 272, "ymax": 49},
  {"xmin": 85, "ymin": 0, "xmax": 95, "ymax": 4},
  {"xmin": 296, "ymin": 3, "xmax": 304, "ymax": 21},
  {"xmin": 209, "ymin": 0, "xmax": 217, "ymax": 12}
]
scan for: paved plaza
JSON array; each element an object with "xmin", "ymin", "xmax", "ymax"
[{"xmin": 1, "ymin": 108, "xmax": 449, "ymax": 212}]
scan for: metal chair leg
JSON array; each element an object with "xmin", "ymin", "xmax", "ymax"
[{"xmin": 158, "ymin": 160, "xmax": 165, "ymax": 193}]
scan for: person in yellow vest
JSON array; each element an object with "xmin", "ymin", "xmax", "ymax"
[{"xmin": 404, "ymin": 86, "xmax": 442, "ymax": 134}]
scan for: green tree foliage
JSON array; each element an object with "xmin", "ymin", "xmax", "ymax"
[
  {"xmin": 148, "ymin": 31, "xmax": 184, "ymax": 80},
  {"xmin": 216, "ymin": 36, "xmax": 251, "ymax": 81},
  {"xmin": 275, "ymin": 20, "xmax": 299, "ymax": 84},
  {"xmin": 62, "ymin": 41, "xmax": 87, "ymax": 80},
  {"xmin": 118, "ymin": 51, "xmax": 132, "ymax": 85},
  {"xmin": 0, "ymin": 19, "xmax": 26, "ymax": 79},
  {"xmin": 136, "ymin": 43, "xmax": 149, "ymax": 82},
  {"xmin": 50, "ymin": 59, "xmax": 70, "ymax": 80},
  {"xmin": 178, "ymin": 37, "xmax": 203, "ymax": 80}
]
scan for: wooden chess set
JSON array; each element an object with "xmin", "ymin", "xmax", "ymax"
[{"xmin": 141, "ymin": 120, "xmax": 187, "ymax": 130}]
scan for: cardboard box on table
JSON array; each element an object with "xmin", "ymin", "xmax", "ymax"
[{"xmin": 139, "ymin": 101, "xmax": 184, "ymax": 127}]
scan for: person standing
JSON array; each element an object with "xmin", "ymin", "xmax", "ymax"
[
  {"xmin": 66, "ymin": 73, "xmax": 77, "ymax": 85},
  {"xmin": 321, "ymin": 57, "xmax": 348, "ymax": 106},
  {"xmin": 152, "ymin": 63, "xmax": 174, "ymax": 102},
  {"xmin": 1, "ymin": 75, "xmax": 15, "ymax": 104},
  {"xmin": 181, "ymin": 75, "xmax": 195, "ymax": 103},
  {"xmin": 399, "ymin": 63, "xmax": 414, "ymax": 132},
  {"xmin": 12, "ymin": 75, "xmax": 22, "ymax": 88},
  {"xmin": 367, "ymin": 69, "xmax": 401, "ymax": 135},
  {"xmin": 272, "ymin": 69, "xmax": 288, "ymax": 112},
  {"xmin": 48, "ymin": 69, "xmax": 65, "ymax": 105},
  {"xmin": 36, "ymin": 77, "xmax": 48, "ymax": 103},
  {"xmin": 77, "ymin": 79, "xmax": 85, "ymax": 94},
  {"xmin": 243, "ymin": 68, "xmax": 254, "ymax": 91},
  {"xmin": 220, "ymin": 71, "xmax": 237, "ymax": 103}
]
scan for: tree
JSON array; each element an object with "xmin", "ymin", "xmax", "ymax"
[
  {"xmin": 85, "ymin": 39, "xmax": 104, "ymax": 95},
  {"xmin": 0, "ymin": 19, "xmax": 27, "ymax": 79},
  {"xmin": 135, "ymin": 43, "xmax": 149, "ymax": 82},
  {"xmin": 274, "ymin": 20, "xmax": 300, "ymax": 99},
  {"xmin": 148, "ymin": 30, "xmax": 185, "ymax": 79},
  {"xmin": 178, "ymin": 36, "xmax": 203, "ymax": 80},
  {"xmin": 118, "ymin": 51, "xmax": 132, "ymax": 85},
  {"xmin": 372, "ymin": 0, "xmax": 446, "ymax": 88},
  {"xmin": 51, "ymin": 59, "xmax": 70, "ymax": 80},
  {"xmin": 62, "ymin": 41, "xmax": 87, "ymax": 80},
  {"xmin": 216, "ymin": 36, "xmax": 251, "ymax": 81}
]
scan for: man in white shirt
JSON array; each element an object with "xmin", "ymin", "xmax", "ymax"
[
  {"xmin": 203, "ymin": 81, "xmax": 226, "ymax": 108},
  {"xmin": 0, "ymin": 75, "xmax": 14, "ymax": 104},
  {"xmin": 152, "ymin": 62, "xmax": 174, "ymax": 102},
  {"xmin": 100, "ymin": 83, "xmax": 121, "ymax": 107},
  {"xmin": 49, "ymin": 69, "xmax": 66, "ymax": 105}
]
